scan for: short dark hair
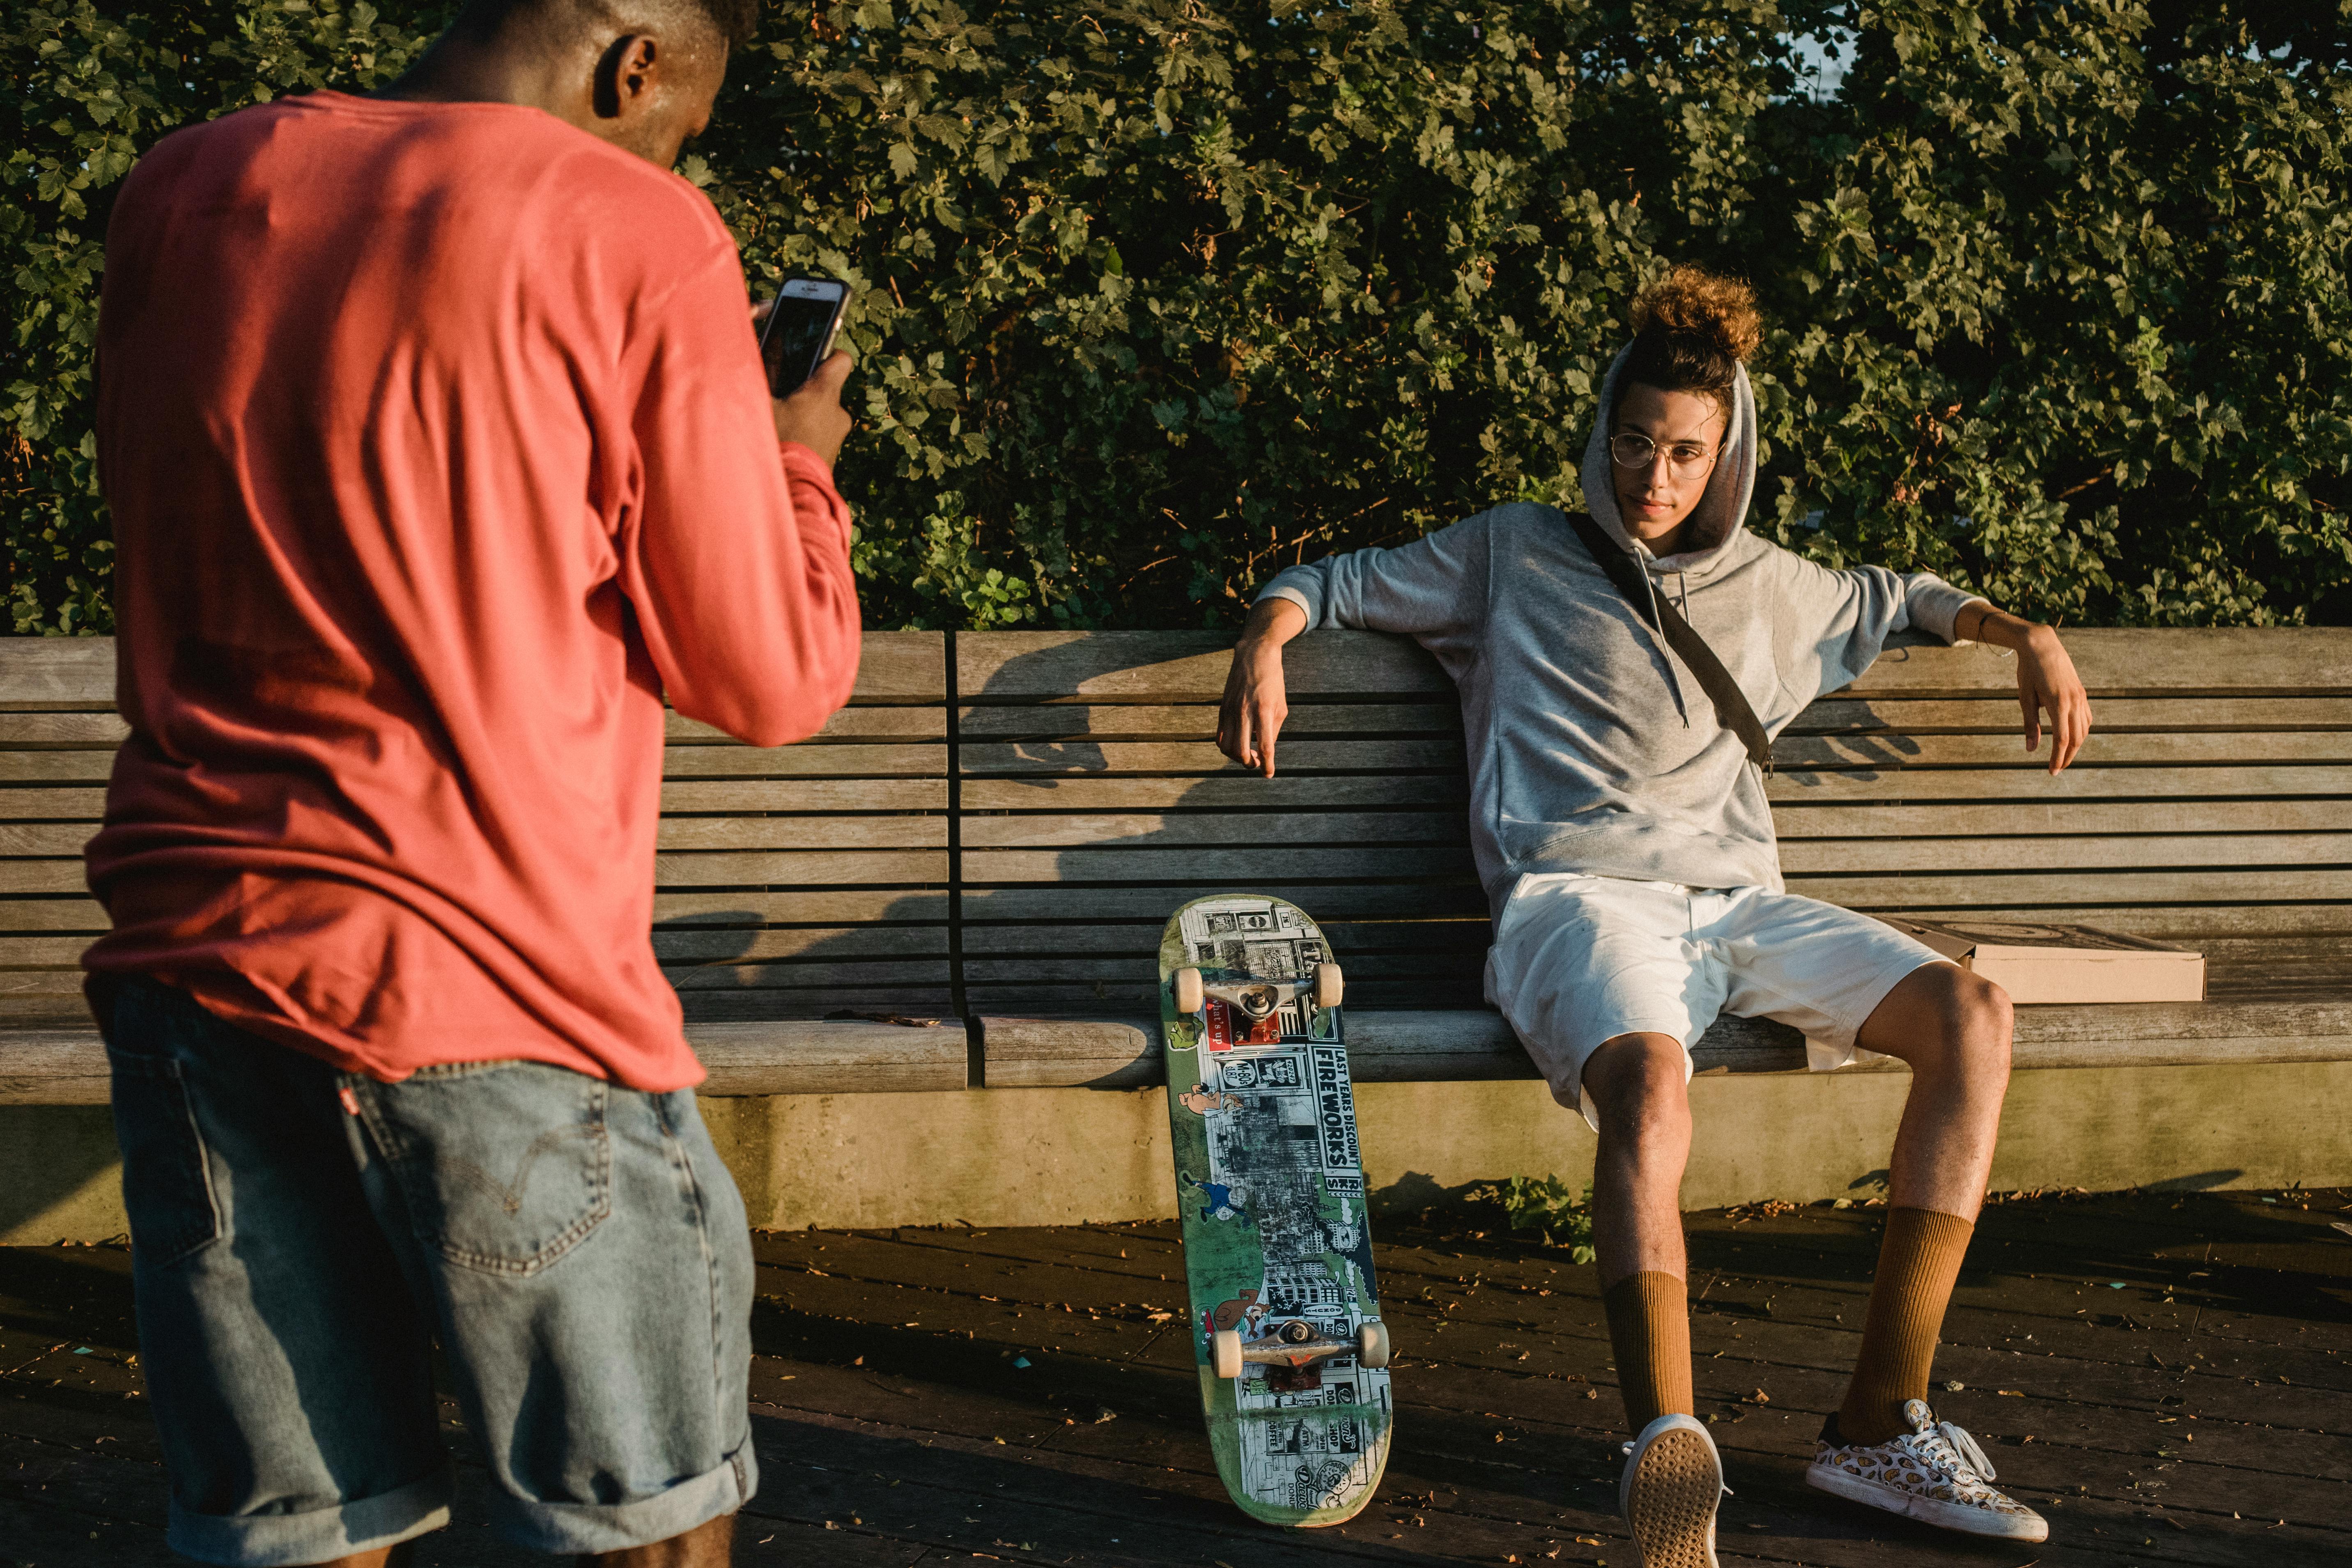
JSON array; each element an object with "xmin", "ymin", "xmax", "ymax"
[{"xmin": 457, "ymin": 0, "xmax": 758, "ymax": 49}]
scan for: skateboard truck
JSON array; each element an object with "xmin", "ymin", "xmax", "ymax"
[
  {"xmin": 1210, "ymin": 1318, "xmax": 1391, "ymax": 1380},
  {"xmin": 1173, "ymin": 963, "xmax": 1343, "ymax": 1019}
]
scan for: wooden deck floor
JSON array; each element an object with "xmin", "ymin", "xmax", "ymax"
[{"xmin": 5, "ymin": 1188, "xmax": 2347, "ymax": 1567}]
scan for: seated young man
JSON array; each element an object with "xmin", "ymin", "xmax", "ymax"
[{"xmin": 1216, "ymin": 267, "xmax": 2090, "ymax": 1563}]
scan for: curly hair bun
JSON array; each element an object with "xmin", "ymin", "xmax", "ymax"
[{"xmin": 1619, "ymin": 265, "xmax": 1762, "ymax": 416}]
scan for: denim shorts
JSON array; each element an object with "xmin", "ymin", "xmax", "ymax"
[{"xmin": 102, "ymin": 978, "xmax": 757, "ymax": 1566}]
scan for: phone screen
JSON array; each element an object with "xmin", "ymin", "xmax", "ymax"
[{"xmin": 760, "ymin": 278, "xmax": 850, "ymax": 399}]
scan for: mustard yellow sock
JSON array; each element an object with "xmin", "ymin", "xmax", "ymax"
[
  {"xmin": 1603, "ymin": 1270, "xmax": 1693, "ymax": 1433},
  {"xmin": 1838, "ymin": 1206, "xmax": 1975, "ymax": 1444}
]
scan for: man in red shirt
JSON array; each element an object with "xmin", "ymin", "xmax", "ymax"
[{"xmin": 87, "ymin": 1, "xmax": 856, "ymax": 1562}]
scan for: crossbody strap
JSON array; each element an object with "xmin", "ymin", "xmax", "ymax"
[{"xmin": 1564, "ymin": 510, "xmax": 1775, "ymax": 773}]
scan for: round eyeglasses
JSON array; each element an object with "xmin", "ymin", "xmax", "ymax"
[{"xmin": 1609, "ymin": 432, "xmax": 1720, "ymax": 480}]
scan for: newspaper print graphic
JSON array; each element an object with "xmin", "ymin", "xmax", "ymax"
[{"xmin": 1178, "ymin": 896, "xmax": 1391, "ymax": 1511}]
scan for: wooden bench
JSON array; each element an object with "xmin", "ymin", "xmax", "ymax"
[{"xmin": 2, "ymin": 629, "xmax": 2349, "ymax": 1106}]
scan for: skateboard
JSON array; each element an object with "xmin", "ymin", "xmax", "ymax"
[{"xmin": 1158, "ymin": 894, "xmax": 1393, "ymax": 1527}]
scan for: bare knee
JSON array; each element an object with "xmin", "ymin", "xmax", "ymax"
[
  {"xmin": 1912, "ymin": 964, "xmax": 2013, "ymax": 1083},
  {"xmin": 1582, "ymin": 1032, "xmax": 1693, "ymax": 1150}
]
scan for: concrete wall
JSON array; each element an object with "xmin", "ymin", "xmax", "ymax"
[{"xmin": 11, "ymin": 1061, "xmax": 2347, "ymax": 1244}]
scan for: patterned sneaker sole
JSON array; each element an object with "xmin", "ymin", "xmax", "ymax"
[
  {"xmin": 1805, "ymin": 1461, "xmax": 2049, "ymax": 1543},
  {"xmin": 1625, "ymin": 1428, "xmax": 1722, "ymax": 1568}
]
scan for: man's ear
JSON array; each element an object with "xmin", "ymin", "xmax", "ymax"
[{"xmin": 590, "ymin": 33, "xmax": 658, "ymax": 121}]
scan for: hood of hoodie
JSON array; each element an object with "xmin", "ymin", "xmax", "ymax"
[{"xmin": 1577, "ymin": 341, "xmax": 1758, "ymax": 581}]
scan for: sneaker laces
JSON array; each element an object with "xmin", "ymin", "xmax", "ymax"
[{"xmin": 1930, "ymin": 1419, "xmax": 1998, "ymax": 1483}]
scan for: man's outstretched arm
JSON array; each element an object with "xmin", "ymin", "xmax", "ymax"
[
  {"xmin": 1217, "ymin": 596, "xmax": 1309, "ymax": 778},
  {"xmin": 1953, "ymin": 600, "xmax": 2093, "ymax": 773}
]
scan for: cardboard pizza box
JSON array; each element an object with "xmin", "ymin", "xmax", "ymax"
[{"xmin": 1877, "ymin": 919, "xmax": 2206, "ymax": 1005}]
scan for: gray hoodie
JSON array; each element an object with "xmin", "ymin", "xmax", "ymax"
[{"xmin": 1257, "ymin": 348, "xmax": 1983, "ymax": 914}]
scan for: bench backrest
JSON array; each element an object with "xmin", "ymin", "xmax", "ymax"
[{"xmin": 3, "ymin": 629, "xmax": 2344, "ymax": 1024}]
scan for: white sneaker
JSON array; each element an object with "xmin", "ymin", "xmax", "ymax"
[
  {"xmin": 1806, "ymin": 1398, "xmax": 2048, "ymax": 1542},
  {"xmin": 1617, "ymin": 1414, "xmax": 1725, "ymax": 1568}
]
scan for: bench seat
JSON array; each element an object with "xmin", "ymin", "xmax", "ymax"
[{"xmin": 0, "ymin": 628, "xmax": 2347, "ymax": 1104}]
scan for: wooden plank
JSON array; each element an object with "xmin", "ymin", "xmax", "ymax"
[
  {"xmin": 1772, "ymin": 798, "xmax": 2352, "ymax": 839},
  {"xmin": 1788, "ymin": 695, "xmax": 2352, "ymax": 735},
  {"xmin": 1891, "ymin": 904, "xmax": 2352, "ymax": 938},
  {"xmin": 958, "ymin": 738, "xmax": 1463, "ymax": 776},
  {"xmin": 0, "ymin": 934, "xmax": 99, "ymax": 965},
  {"xmin": 960, "ymin": 845, "xmax": 1473, "ymax": 884},
  {"xmin": 1795, "ymin": 867, "xmax": 2352, "ymax": 907},
  {"xmin": 651, "ymin": 925, "xmax": 946, "ymax": 962},
  {"xmin": 1774, "ymin": 731, "xmax": 2352, "ymax": 769},
  {"xmin": 1844, "ymin": 627, "xmax": 2352, "ymax": 696},
  {"xmin": 954, "ymin": 703, "xmax": 1458, "ymax": 740},
  {"xmin": 662, "ymin": 744, "xmax": 946, "ymax": 779},
  {"xmin": 652, "ymin": 849, "xmax": 948, "ymax": 887},
  {"xmin": 0, "ymin": 1028, "xmax": 110, "ymax": 1103},
  {"xmin": 959, "ymin": 918, "xmax": 1490, "ymax": 956},
  {"xmin": 668, "ymin": 707, "xmax": 946, "ymax": 743},
  {"xmin": 660, "ymin": 778, "xmax": 948, "ymax": 813},
  {"xmin": 0, "ymin": 787, "xmax": 108, "ymax": 819},
  {"xmin": 958, "ymin": 775, "xmax": 1469, "ymax": 810},
  {"xmin": 1779, "ymin": 831, "xmax": 2352, "ymax": 877},
  {"xmin": 678, "ymin": 987, "xmax": 956, "ymax": 1022},
  {"xmin": 652, "ymin": 890, "xmax": 950, "ymax": 924},
  {"xmin": 979, "ymin": 996, "xmax": 2352, "ymax": 1090},
  {"xmin": 687, "ymin": 1017, "xmax": 962, "ymax": 1093},
  {"xmin": 958, "ymin": 883, "xmax": 1488, "ymax": 922},
  {"xmin": 656, "ymin": 817, "xmax": 945, "ymax": 852},
  {"xmin": 0, "ymin": 863, "xmax": 90, "ymax": 895},
  {"xmin": 0, "ymin": 634, "xmax": 945, "ymax": 709},
  {"xmin": 0, "ymin": 638, "xmax": 113, "ymax": 709},
  {"xmin": 0, "ymin": 898, "xmax": 107, "ymax": 932},
  {"xmin": 0, "ymin": 824, "xmax": 93, "ymax": 856},
  {"xmin": 843, "ymin": 630, "xmax": 947, "ymax": 704},
  {"xmin": 664, "ymin": 959, "xmax": 952, "ymax": 991},
  {"xmin": 1767, "ymin": 763, "xmax": 2352, "ymax": 801},
  {"xmin": 958, "ymin": 629, "xmax": 1451, "ymax": 703},
  {"xmin": 0, "ymin": 753, "xmax": 119, "ymax": 785},
  {"xmin": 0, "ymin": 713, "xmax": 129, "ymax": 746},
  {"xmin": 957, "ymin": 810, "xmax": 1468, "ymax": 850},
  {"xmin": 960, "ymin": 951, "xmax": 1480, "ymax": 987}
]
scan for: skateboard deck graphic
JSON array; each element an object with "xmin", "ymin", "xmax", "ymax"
[{"xmin": 1159, "ymin": 894, "xmax": 1392, "ymax": 1527}]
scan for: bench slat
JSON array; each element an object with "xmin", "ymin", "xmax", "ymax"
[
  {"xmin": 955, "ymin": 703, "xmax": 1458, "ymax": 739},
  {"xmin": 653, "ymin": 890, "xmax": 951, "ymax": 923},
  {"xmin": 667, "ymin": 707, "xmax": 948, "ymax": 742},
  {"xmin": 657, "ymin": 817, "xmax": 946, "ymax": 852},
  {"xmin": 653, "ymin": 925, "xmax": 949, "ymax": 961},
  {"xmin": 960, "ymin": 739, "xmax": 1466, "ymax": 775},
  {"xmin": 1792, "ymin": 867, "xmax": 2352, "ymax": 906},
  {"xmin": 1787, "ymin": 695, "xmax": 2352, "ymax": 734},
  {"xmin": 962, "ymin": 847, "xmax": 1475, "ymax": 884},
  {"xmin": 1772, "ymin": 799, "xmax": 2352, "ymax": 838},
  {"xmin": 662, "ymin": 744, "xmax": 947, "ymax": 779},
  {"xmin": 1779, "ymin": 831, "xmax": 2352, "ymax": 876},
  {"xmin": 1766, "ymin": 764, "xmax": 2352, "ymax": 801},
  {"xmin": 652, "ymin": 850, "xmax": 949, "ymax": 886},
  {"xmin": 665, "ymin": 959, "xmax": 954, "ymax": 990},
  {"xmin": 959, "ymin": 811, "xmax": 1469, "ymax": 849},
  {"xmin": 659, "ymin": 779, "xmax": 949, "ymax": 813},
  {"xmin": 959, "ymin": 776, "xmax": 1470, "ymax": 810},
  {"xmin": 959, "ymin": 883, "xmax": 1490, "ymax": 921}
]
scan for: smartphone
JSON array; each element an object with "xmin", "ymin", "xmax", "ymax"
[{"xmin": 759, "ymin": 277, "xmax": 851, "ymax": 399}]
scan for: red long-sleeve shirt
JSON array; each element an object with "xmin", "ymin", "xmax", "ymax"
[{"xmin": 84, "ymin": 91, "xmax": 860, "ymax": 1089}]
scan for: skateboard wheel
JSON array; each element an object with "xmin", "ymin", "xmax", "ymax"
[
  {"xmin": 1314, "ymin": 961, "xmax": 1343, "ymax": 1009},
  {"xmin": 1174, "ymin": 967, "xmax": 1204, "ymax": 1015},
  {"xmin": 1210, "ymin": 1328, "xmax": 1244, "ymax": 1379},
  {"xmin": 1357, "ymin": 1320, "xmax": 1391, "ymax": 1368}
]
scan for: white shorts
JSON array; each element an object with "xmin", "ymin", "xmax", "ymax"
[{"xmin": 1482, "ymin": 872, "xmax": 1948, "ymax": 1129}]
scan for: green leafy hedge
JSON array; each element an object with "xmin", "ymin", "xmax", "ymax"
[{"xmin": 5, "ymin": 0, "xmax": 2347, "ymax": 633}]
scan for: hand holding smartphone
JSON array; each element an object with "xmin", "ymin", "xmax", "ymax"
[{"xmin": 760, "ymin": 278, "xmax": 850, "ymax": 399}]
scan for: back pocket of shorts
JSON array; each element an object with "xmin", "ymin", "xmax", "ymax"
[
  {"xmin": 363, "ymin": 1063, "xmax": 610, "ymax": 1276},
  {"xmin": 105, "ymin": 1047, "xmax": 223, "ymax": 1268}
]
